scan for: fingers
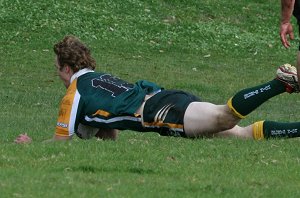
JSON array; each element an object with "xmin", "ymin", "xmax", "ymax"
[
  {"xmin": 280, "ymin": 23, "xmax": 294, "ymax": 48},
  {"xmin": 290, "ymin": 31, "xmax": 295, "ymax": 40},
  {"xmin": 280, "ymin": 35, "xmax": 290, "ymax": 48},
  {"xmin": 280, "ymin": 32, "xmax": 294, "ymax": 48}
]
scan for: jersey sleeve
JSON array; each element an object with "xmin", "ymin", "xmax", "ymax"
[{"xmin": 55, "ymin": 79, "xmax": 81, "ymax": 137}]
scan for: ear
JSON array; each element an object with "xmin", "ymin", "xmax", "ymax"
[{"xmin": 64, "ymin": 64, "xmax": 72, "ymax": 73}]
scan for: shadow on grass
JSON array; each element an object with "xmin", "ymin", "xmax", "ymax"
[{"xmin": 65, "ymin": 165, "xmax": 156, "ymax": 175}]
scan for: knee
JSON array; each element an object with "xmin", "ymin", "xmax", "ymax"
[{"xmin": 216, "ymin": 109, "xmax": 239, "ymax": 131}]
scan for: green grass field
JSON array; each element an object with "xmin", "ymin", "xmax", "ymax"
[{"xmin": 1, "ymin": 0, "xmax": 300, "ymax": 197}]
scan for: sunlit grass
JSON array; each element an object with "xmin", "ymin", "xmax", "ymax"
[{"xmin": 1, "ymin": 0, "xmax": 300, "ymax": 197}]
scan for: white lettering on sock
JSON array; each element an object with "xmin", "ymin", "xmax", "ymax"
[
  {"xmin": 244, "ymin": 85, "xmax": 271, "ymax": 99},
  {"xmin": 270, "ymin": 128, "xmax": 298, "ymax": 136},
  {"xmin": 271, "ymin": 129, "xmax": 286, "ymax": 135},
  {"xmin": 287, "ymin": 129, "xmax": 298, "ymax": 134}
]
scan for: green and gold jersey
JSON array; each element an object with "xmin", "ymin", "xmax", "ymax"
[{"xmin": 55, "ymin": 69, "xmax": 162, "ymax": 137}]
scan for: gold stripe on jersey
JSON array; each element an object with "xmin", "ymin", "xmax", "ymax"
[
  {"xmin": 143, "ymin": 121, "xmax": 183, "ymax": 131},
  {"xmin": 55, "ymin": 79, "xmax": 78, "ymax": 137},
  {"xmin": 92, "ymin": 109, "xmax": 111, "ymax": 117}
]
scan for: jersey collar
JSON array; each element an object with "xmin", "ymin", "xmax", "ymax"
[{"xmin": 70, "ymin": 68, "xmax": 94, "ymax": 84}]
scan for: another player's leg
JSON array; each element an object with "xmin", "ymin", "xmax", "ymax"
[{"xmin": 227, "ymin": 64, "xmax": 299, "ymax": 119}]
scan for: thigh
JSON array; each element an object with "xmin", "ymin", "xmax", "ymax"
[{"xmin": 183, "ymin": 102, "xmax": 240, "ymax": 137}]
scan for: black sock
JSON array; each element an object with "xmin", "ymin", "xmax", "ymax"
[
  {"xmin": 263, "ymin": 121, "xmax": 300, "ymax": 139},
  {"xmin": 227, "ymin": 79, "xmax": 286, "ymax": 118}
]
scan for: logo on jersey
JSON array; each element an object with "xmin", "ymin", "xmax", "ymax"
[
  {"xmin": 154, "ymin": 104, "xmax": 175, "ymax": 122},
  {"xmin": 57, "ymin": 122, "xmax": 68, "ymax": 128},
  {"xmin": 91, "ymin": 74, "xmax": 134, "ymax": 97}
]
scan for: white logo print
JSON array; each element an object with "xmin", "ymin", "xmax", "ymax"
[{"xmin": 154, "ymin": 104, "xmax": 175, "ymax": 122}]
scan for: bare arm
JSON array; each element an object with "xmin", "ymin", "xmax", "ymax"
[
  {"xmin": 95, "ymin": 128, "xmax": 118, "ymax": 140},
  {"xmin": 280, "ymin": 0, "xmax": 295, "ymax": 48},
  {"xmin": 280, "ymin": 1, "xmax": 300, "ymax": 88}
]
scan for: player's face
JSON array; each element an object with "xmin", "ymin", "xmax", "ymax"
[{"xmin": 55, "ymin": 57, "xmax": 71, "ymax": 88}]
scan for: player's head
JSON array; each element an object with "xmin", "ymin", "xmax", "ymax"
[{"xmin": 53, "ymin": 35, "xmax": 96, "ymax": 72}]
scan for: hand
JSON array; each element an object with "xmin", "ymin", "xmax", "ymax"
[
  {"xmin": 95, "ymin": 129, "xmax": 118, "ymax": 140},
  {"xmin": 280, "ymin": 22, "xmax": 295, "ymax": 48},
  {"xmin": 14, "ymin": 133, "xmax": 32, "ymax": 144}
]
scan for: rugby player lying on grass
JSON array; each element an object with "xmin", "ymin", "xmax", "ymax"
[{"xmin": 15, "ymin": 36, "xmax": 300, "ymax": 143}]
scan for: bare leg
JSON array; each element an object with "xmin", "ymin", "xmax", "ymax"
[
  {"xmin": 213, "ymin": 125, "xmax": 253, "ymax": 139},
  {"xmin": 183, "ymin": 102, "xmax": 240, "ymax": 137}
]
